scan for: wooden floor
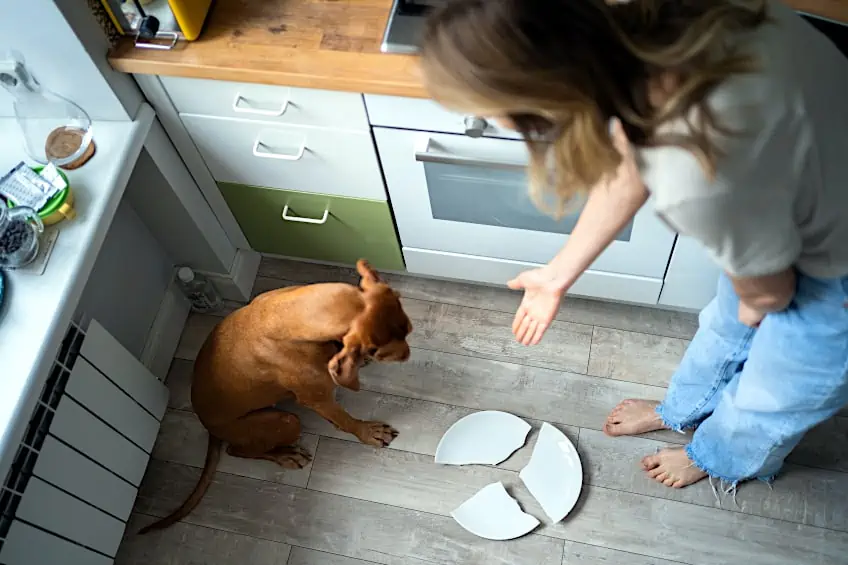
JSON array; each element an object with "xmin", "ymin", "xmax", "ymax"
[{"xmin": 117, "ymin": 257, "xmax": 848, "ymax": 565}]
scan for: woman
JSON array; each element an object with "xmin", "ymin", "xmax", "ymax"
[{"xmin": 421, "ymin": 0, "xmax": 848, "ymax": 488}]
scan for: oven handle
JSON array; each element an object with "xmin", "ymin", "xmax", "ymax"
[{"xmin": 414, "ymin": 139, "xmax": 526, "ymax": 171}]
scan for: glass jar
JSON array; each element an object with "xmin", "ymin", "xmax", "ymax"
[
  {"xmin": 0, "ymin": 206, "xmax": 44, "ymax": 268},
  {"xmin": 0, "ymin": 50, "xmax": 94, "ymax": 167}
]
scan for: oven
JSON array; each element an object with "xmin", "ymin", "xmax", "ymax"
[{"xmin": 367, "ymin": 95, "xmax": 677, "ymax": 304}]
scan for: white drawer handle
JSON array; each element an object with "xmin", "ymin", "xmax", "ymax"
[
  {"xmin": 252, "ymin": 138, "xmax": 306, "ymax": 161},
  {"xmin": 232, "ymin": 93, "xmax": 289, "ymax": 116},
  {"xmin": 282, "ymin": 205, "xmax": 329, "ymax": 225}
]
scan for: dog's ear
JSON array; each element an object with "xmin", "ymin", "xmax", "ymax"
[
  {"xmin": 357, "ymin": 259, "xmax": 382, "ymax": 291},
  {"xmin": 328, "ymin": 336, "xmax": 364, "ymax": 391}
]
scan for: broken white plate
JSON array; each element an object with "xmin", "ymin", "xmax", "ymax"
[
  {"xmin": 519, "ymin": 422, "xmax": 583, "ymax": 523},
  {"xmin": 435, "ymin": 411, "xmax": 531, "ymax": 465},
  {"xmin": 451, "ymin": 482, "xmax": 540, "ymax": 540}
]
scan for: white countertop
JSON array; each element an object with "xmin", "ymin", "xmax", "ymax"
[{"xmin": 0, "ymin": 105, "xmax": 155, "ymax": 481}]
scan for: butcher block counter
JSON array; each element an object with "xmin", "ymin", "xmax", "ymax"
[
  {"xmin": 108, "ymin": 0, "xmax": 425, "ymax": 98},
  {"xmin": 107, "ymin": 0, "xmax": 848, "ymax": 99}
]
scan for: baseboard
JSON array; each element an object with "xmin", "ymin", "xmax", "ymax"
[
  {"xmin": 140, "ymin": 280, "xmax": 192, "ymax": 380},
  {"xmin": 200, "ymin": 248, "xmax": 261, "ymax": 302}
]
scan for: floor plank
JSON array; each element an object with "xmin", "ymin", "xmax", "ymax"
[
  {"xmin": 283, "ymin": 390, "xmax": 578, "ymax": 472},
  {"xmin": 166, "ymin": 359, "xmax": 193, "ymax": 411},
  {"xmin": 152, "ymin": 410, "xmax": 317, "ymax": 488},
  {"xmin": 789, "ymin": 417, "xmax": 848, "ymax": 473},
  {"xmin": 175, "ymin": 297, "xmax": 594, "ymax": 377},
  {"xmin": 136, "ymin": 460, "xmax": 565, "ymax": 565},
  {"xmin": 361, "ymin": 348, "xmax": 687, "ymax": 444},
  {"xmin": 252, "ymin": 275, "xmax": 296, "ymax": 297},
  {"xmin": 288, "ymin": 547, "xmax": 384, "ymax": 565},
  {"xmin": 258, "ymin": 258, "xmax": 359, "ymax": 285},
  {"xmin": 116, "ymin": 513, "xmax": 292, "ymax": 565},
  {"xmin": 163, "ymin": 370, "xmax": 580, "ymax": 474},
  {"xmin": 403, "ymin": 298, "xmax": 593, "ymax": 374},
  {"xmin": 301, "ymin": 435, "xmax": 848, "ymax": 565},
  {"xmin": 175, "ymin": 314, "xmax": 219, "ymax": 361},
  {"xmin": 561, "ymin": 540, "xmax": 685, "ymax": 565},
  {"xmin": 258, "ymin": 257, "xmax": 699, "ymax": 339},
  {"xmin": 307, "ymin": 437, "xmax": 534, "ymax": 518},
  {"xmin": 561, "ymin": 485, "xmax": 848, "ymax": 565},
  {"xmin": 587, "ymin": 327, "xmax": 688, "ymax": 387},
  {"xmin": 578, "ymin": 428, "xmax": 848, "ymax": 531}
]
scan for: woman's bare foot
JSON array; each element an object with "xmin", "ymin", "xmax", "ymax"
[
  {"xmin": 604, "ymin": 399, "xmax": 666, "ymax": 436},
  {"xmin": 641, "ymin": 447, "xmax": 708, "ymax": 488}
]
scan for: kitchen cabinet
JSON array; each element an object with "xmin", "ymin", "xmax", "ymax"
[
  {"xmin": 659, "ymin": 236, "xmax": 721, "ymax": 311},
  {"xmin": 220, "ymin": 183, "xmax": 404, "ymax": 271},
  {"xmin": 143, "ymin": 75, "xmax": 721, "ymax": 309}
]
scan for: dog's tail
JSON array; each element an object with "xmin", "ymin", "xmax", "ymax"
[{"xmin": 138, "ymin": 434, "xmax": 222, "ymax": 534}]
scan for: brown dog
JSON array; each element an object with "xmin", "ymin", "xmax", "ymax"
[{"xmin": 140, "ymin": 260, "xmax": 412, "ymax": 533}]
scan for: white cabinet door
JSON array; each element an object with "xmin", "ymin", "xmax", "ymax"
[
  {"xmin": 659, "ymin": 236, "xmax": 720, "ymax": 311},
  {"xmin": 375, "ymin": 126, "xmax": 676, "ymax": 279}
]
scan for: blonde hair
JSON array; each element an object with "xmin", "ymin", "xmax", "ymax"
[{"xmin": 421, "ymin": 0, "xmax": 768, "ymax": 216}]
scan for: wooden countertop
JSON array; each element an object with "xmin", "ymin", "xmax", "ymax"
[
  {"xmin": 109, "ymin": 0, "xmax": 427, "ymax": 98},
  {"xmin": 108, "ymin": 0, "xmax": 848, "ymax": 99}
]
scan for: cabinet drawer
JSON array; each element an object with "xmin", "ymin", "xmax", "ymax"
[
  {"xmin": 183, "ymin": 114, "xmax": 387, "ymax": 200},
  {"xmin": 162, "ymin": 76, "xmax": 369, "ymax": 131},
  {"xmin": 219, "ymin": 183, "xmax": 405, "ymax": 271}
]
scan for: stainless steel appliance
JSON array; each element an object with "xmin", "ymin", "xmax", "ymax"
[
  {"xmin": 381, "ymin": 1, "xmax": 848, "ymax": 57},
  {"xmin": 381, "ymin": 0, "xmax": 443, "ymax": 54}
]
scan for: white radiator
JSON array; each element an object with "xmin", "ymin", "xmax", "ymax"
[{"xmin": 0, "ymin": 320, "xmax": 169, "ymax": 564}]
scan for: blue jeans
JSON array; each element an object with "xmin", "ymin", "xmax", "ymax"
[{"xmin": 657, "ymin": 272, "xmax": 848, "ymax": 483}]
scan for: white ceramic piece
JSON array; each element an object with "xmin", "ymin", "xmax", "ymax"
[
  {"xmin": 435, "ymin": 411, "xmax": 531, "ymax": 466},
  {"xmin": 519, "ymin": 422, "xmax": 583, "ymax": 523},
  {"xmin": 450, "ymin": 482, "xmax": 540, "ymax": 540}
]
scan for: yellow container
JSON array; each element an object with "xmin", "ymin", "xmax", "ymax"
[{"xmin": 99, "ymin": 0, "xmax": 213, "ymax": 41}]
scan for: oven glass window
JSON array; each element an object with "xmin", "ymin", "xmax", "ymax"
[{"xmin": 424, "ymin": 162, "xmax": 633, "ymax": 240}]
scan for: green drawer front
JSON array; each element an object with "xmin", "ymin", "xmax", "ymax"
[{"xmin": 219, "ymin": 183, "xmax": 405, "ymax": 271}]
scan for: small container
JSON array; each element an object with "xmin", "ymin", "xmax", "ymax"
[
  {"xmin": 5, "ymin": 166, "xmax": 76, "ymax": 226},
  {"xmin": 0, "ymin": 50, "xmax": 95, "ymax": 168},
  {"xmin": 176, "ymin": 266, "xmax": 223, "ymax": 313},
  {"xmin": 0, "ymin": 205, "xmax": 44, "ymax": 268}
]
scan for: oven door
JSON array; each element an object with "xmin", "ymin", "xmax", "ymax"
[{"xmin": 375, "ymin": 127, "xmax": 675, "ymax": 281}]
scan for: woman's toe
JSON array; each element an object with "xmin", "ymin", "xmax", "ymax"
[{"xmin": 641, "ymin": 455, "xmax": 660, "ymax": 470}]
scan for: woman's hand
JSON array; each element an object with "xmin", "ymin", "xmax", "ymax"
[
  {"xmin": 508, "ymin": 267, "xmax": 567, "ymax": 345},
  {"xmin": 507, "ymin": 118, "xmax": 648, "ymax": 346}
]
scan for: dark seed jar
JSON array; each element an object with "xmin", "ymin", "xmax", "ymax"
[{"xmin": 0, "ymin": 206, "xmax": 43, "ymax": 268}]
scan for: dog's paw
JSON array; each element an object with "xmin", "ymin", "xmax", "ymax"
[
  {"xmin": 357, "ymin": 422, "xmax": 399, "ymax": 448},
  {"xmin": 274, "ymin": 446, "xmax": 312, "ymax": 469}
]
